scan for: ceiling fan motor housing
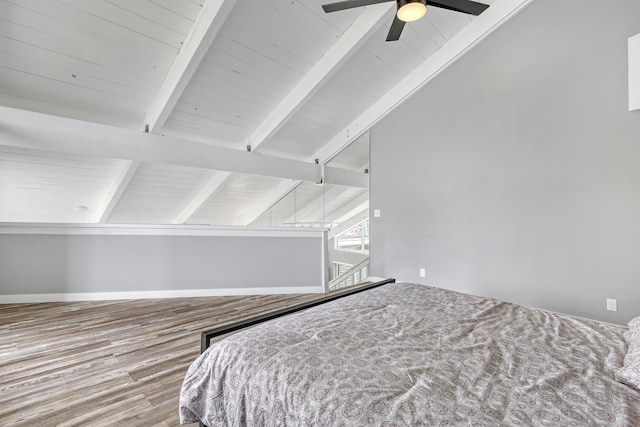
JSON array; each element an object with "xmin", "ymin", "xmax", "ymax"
[
  {"xmin": 397, "ymin": 0, "xmax": 427, "ymax": 9},
  {"xmin": 396, "ymin": 0, "xmax": 428, "ymax": 22}
]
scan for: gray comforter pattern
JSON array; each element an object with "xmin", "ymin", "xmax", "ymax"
[{"xmin": 180, "ymin": 282, "xmax": 640, "ymax": 426}]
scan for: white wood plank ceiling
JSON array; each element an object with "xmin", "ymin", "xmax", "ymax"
[{"xmin": 0, "ymin": 0, "xmax": 521, "ymax": 226}]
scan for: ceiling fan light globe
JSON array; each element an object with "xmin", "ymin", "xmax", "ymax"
[{"xmin": 397, "ymin": 0, "xmax": 427, "ymax": 22}]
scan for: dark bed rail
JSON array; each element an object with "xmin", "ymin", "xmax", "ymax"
[{"xmin": 200, "ymin": 278, "xmax": 396, "ymax": 353}]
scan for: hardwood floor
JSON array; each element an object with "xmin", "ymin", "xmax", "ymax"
[{"xmin": 0, "ymin": 292, "xmax": 326, "ymax": 426}]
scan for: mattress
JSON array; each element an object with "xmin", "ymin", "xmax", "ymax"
[{"xmin": 179, "ymin": 282, "xmax": 640, "ymax": 426}]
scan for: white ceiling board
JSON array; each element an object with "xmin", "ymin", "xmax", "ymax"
[
  {"xmin": 0, "ymin": 0, "xmax": 184, "ymax": 67},
  {"xmin": 327, "ymin": 132, "xmax": 369, "ymax": 171},
  {"xmin": 99, "ymin": 0, "xmax": 197, "ymax": 37},
  {"xmin": 107, "ymin": 163, "xmax": 215, "ymax": 224},
  {"xmin": 0, "ymin": 61, "xmax": 150, "ymax": 113},
  {"xmin": 293, "ymin": 0, "xmax": 363, "ymax": 34},
  {"xmin": 150, "ymin": 0, "xmax": 204, "ymax": 20},
  {"xmin": 0, "ymin": 51, "xmax": 154, "ymax": 107},
  {"xmin": 320, "ymin": 187, "xmax": 369, "ymax": 223},
  {"xmin": 163, "ymin": 48, "xmax": 299, "ymax": 144},
  {"xmin": 162, "ymin": 116, "xmax": 246, "ymax": 147},
  {"xmin": 192, "ymin": 55, "xmax": 286, "ymax": 106},
  {"xmin": 0, "ymin": 0, "xmax": 200, "ymax": 126},
  {"xmin": 165, "ymin": 109, "xmax": 255, "ymax": 148},
  {"xmin": 0, "ymin": 146, "xmax": 122, "ymax": 223},
  {"xmin": 187, "ymin": 173, "xmax": 285, "ymax": 225},
  {"xmin": 257, "ymin": 6, "xmax": 481, "ymax": 161},
  {"xmin": 423, "ymin": 6, "xmax": 476, "ymax": 41},
  {"xmin": 55, "ymin": 0, "xmax": 191, "ymax": 48},
  {"xmin": 142, "ymin": 0, "xmax": 237, "ymax": 132},
  {"xmin": 248, "ymin": 3, "xmax": 392, "ymax": 151},
  {"xmin": 162, "ymin": 0, "xmax": 362, "ymax": 146},
  {"xmin": 400, "ymin": 13, "xmax": 448, "ymax": 58},
  {"xmin": 258, "ymin": 22, "xmax": 407, "ymax": 159}
]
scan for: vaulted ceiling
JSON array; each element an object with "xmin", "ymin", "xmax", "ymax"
[{"xmin": 0, "ymin": 0, "xmax": 528, "ymax": 226}]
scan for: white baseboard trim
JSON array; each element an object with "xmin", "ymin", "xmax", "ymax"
[
  {"xmin": 0, "ymin": 222, "xmax": 326, "ymax": 237},
  {"xmin": 0, "ymin": 285, "xmax": 326, "ymax": 304}
]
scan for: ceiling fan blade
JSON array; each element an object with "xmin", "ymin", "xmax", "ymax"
[
  {"xmin": 322, "ymin": 0, "xmax": 393, "ymax": 13},
  {"xmin": 386, "ymin": 16, "xmax": 406, "ymax": 42},
  {"xmin": 427, "ymin": 0, "xmax": 489, "ymax": 16}
]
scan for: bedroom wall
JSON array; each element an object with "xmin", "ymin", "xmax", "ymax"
[
  {"xmin": 0, "ymin": 224, "xmax": 326, "ymax": 302},
  {"xmin": 370, "ymin": 0, "xmax": 640, "ymax": 324}
]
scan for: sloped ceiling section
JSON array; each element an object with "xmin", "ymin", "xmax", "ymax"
[{"xmin": 0, "ymin": 0, "xmax": 528, "ymax": 226}]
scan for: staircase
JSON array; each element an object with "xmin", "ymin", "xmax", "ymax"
[{"xmin": 328, "ymin": 258, "xmax": 369, "ymax": 291}]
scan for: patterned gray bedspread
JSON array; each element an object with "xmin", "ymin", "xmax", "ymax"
[{"xmin": 179, "ymin": 282, "xmax": 640, "ymax": 426}]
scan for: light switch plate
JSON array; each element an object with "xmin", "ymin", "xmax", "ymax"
[{"xmin": 607, "ymin": 298, "xmax": 617, "ymax": 312}]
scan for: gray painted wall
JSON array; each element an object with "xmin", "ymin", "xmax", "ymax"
[
  {"xmin": 370, "ymin": 0, "xmax": 640, "ymax": 324},
  {"xmin": 0, "ymin": 234, "xmax": 322, "ymax": 294}
]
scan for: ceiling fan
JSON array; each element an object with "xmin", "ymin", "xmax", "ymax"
[{"xmin": 322, "ymin": 0, "xmax": 490, "ymax": 41}]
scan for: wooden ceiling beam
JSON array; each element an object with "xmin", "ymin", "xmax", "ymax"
[
  {"xmin": 96, "ymin": 0, "xmax": 237, "ymax": 223},
  {"xmin": 174, "ymin": 4, "xmax": 390, "ymax": 224},
  {"xmin": 0, "ymin": 106, "xmax": 365, "ymax": 187},
  {"xmin": 94, "ymin": 160, "xmax": 141, "ymax": 223},
  {"xmin": 248, "ymin": 3, "xmax": 393, "ymax": 151},
  {"xmin": 0, "ymin": 106, "xmax": 319, "ymax": 181},
  {"xmin": 172, "ymin": 171, "xmax": 230, "ymax": 225},
  {"xmin": 142, "ymin": 0, "xmax": 237, "ymax": 133}
]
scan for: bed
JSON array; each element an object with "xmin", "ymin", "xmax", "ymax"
[{"xmin": 179, "ymin": 279, "xmax": 640, "ymax": 426}]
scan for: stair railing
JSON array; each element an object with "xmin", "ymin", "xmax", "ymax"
[{"xmin": 328, "ymin": 258, "xmax": 369, "ymax": 291}]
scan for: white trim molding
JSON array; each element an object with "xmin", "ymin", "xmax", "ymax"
[
  {"xmin": 0, "ymin": 222, "xmax": 327, "ymax": 238},
  {"xmin": 630, "ymin": 33, "xmax": 640, "ymax": 111},
  {"xmin": 0, "ymin": 286, "xmax": 325, "ymax": 304}
]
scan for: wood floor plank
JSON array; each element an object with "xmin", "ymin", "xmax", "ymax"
[{"xmin": 0, "ymin": 291, "xmax": 326, "ymax": 426}]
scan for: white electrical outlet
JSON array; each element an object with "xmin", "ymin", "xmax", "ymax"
[
  {"xmin": 373, "ymin": 209, "xmax": 381, "ymax": 218},
  {"xmin": 606, "ymin": 298, "xmax": 617, "ymax": 312},
  {"xmin": 419, "ymin": 268, "xmax": 426, "ymax": 278}
]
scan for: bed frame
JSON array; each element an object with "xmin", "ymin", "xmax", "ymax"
[{"xmin": 200, "ymin": 278, "xmax": 396, "ymax": 353}]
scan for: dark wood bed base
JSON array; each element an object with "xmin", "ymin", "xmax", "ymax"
[{"xmin": 200, "ymin": 278, "xmax": 396, "ymax": 354}]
